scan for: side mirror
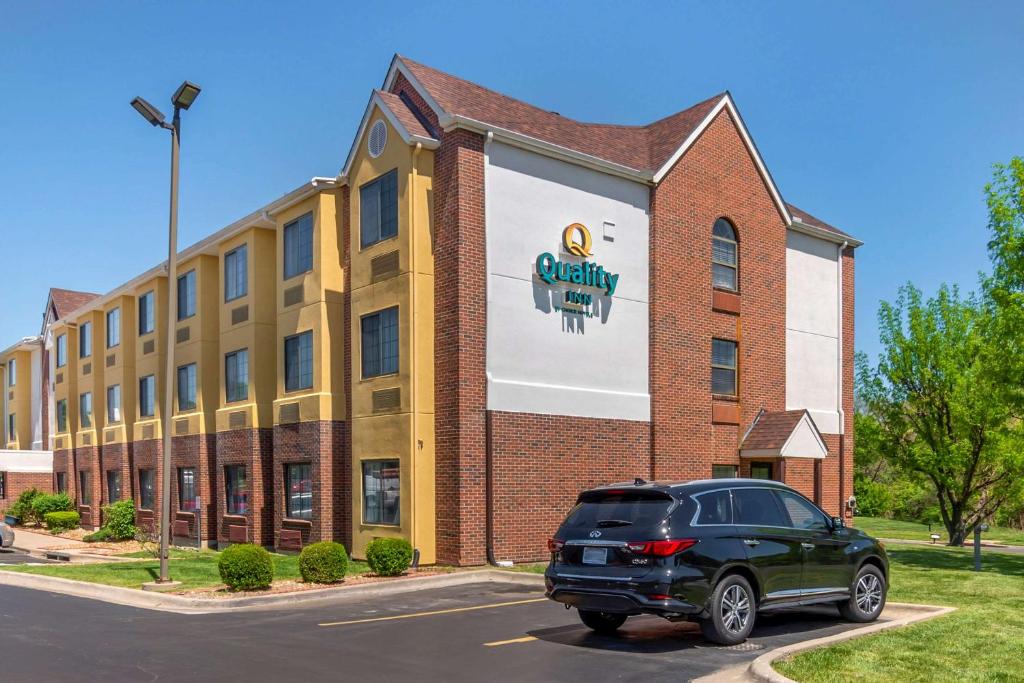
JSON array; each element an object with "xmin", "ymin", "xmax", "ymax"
[{"xmin": 831, "ymin": 516, "xmax": 846, "ymax": 531}]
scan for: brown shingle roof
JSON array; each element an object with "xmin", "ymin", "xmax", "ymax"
[
  {"xmin": 49, "ymin": 288, "xmax": 99, "ymax": 319},
  {"xmin": 375, "ymin": 89, "xmax": 434, "ymax": 140},
  {"xmin": 741, "ymin": 410, "xmax": 809, "ymax": 451},
  {"xmin": 786, "ymin": 203, "xmax": 849, "ymax": 238},
  {"xmin": 397, "ymin": 56, "xmax": 724, "ymax": 173}
]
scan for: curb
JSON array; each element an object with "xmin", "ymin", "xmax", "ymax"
[
  {"xmin": 747, "ymin": 602, "xmax": 957, "ymax": 683},
  {"xmin": 0, "ymin": 568, "xmax": 545, "ymax": 614}
]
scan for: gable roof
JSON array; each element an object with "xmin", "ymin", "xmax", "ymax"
[
  {"xmin": 340, "ymin": 89, "xmax": 439, "ymax": 178},
  {"xmin": 49, "ymin": 288, "xmax": 100, "ymax": 320},
  {"xmin": 740, "ymin": 409, "xmax": 828, "ymax": 459}
]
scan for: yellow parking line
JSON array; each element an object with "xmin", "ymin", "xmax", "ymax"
[
  {"xmin": 318, "ymin": 597, "xmax": 546, "ymax": 627},
  {"xmin": 484, "ymin": 636, "xmax": 538, "ymax": 647}
]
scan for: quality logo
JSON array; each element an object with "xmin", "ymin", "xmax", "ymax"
[{"xmin": 536, "ymin": 223, "xmax": 620, "ymax": 297}]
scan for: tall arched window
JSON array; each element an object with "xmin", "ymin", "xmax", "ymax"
[{"xmin": 712, "ymin": 218, "xmax": 738, "ymax": 291}]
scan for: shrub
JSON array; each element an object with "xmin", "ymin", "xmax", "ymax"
[
  {"xmin": 8, "ymin": 488, "xmax": 45, "ymax": 525},
  {"xmin": 83, "ymin": 527, "xmax": 113, "ymax": 543},
  {"xmin": 299, "ymin": 541, "xmax": 349, "ymax": 584},
  {"xmin": 101, "ymin": 500, "xmax": 138, "ymax": 541},
  {"xmin": 32, "ymin": 493, "xmax": 75, "ymax": 520},
  {"xmin": 365, "ymin": 537, "xmax": 413, "ymax": 576},
  {"xmin": 218, "ymin": 544, "xmax": 274, "ymax": 591},
  {"xmin": 44, "ymin": 511, "xmax": 80, "ymax": 533}
]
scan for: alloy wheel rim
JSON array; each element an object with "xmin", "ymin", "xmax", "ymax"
[
  {"xmin": 721, "ymin": 584, "xmax": 751, "ymax": 633},
  {"xmin": 855, "ymin": 573, "xmax": 882, "ymax": 613}
]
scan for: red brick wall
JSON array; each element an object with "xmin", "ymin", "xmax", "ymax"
[
  {"xmin": 169, "ymin": 434, "xmax": 217, "ymax": 541},
  {"xmin": 272, "ymin": 421, "xmax": 349, "ymax": 550},
  {"xmin": 489, "ymin": 411, "xmax": 650, "ymax": 562},
  {"xmin": 74, "ymin": 445, "xmax": 102, "ymax": 528},
  {"xmin": 100, "ymin": 442, "xmax": 132, "ymax": 505},
  {"xmin": 650, "ymin": 109, "xmax": 788, "ymax": 482},
  {"xmin": 1, "ymin": 471, "xmax": 53, "ymax": 510},
  {"xmin": 215, "ymin": 428, "xmax": 274, "ymax": 546},
  {"xmin": 53, "ymin": 449, "xmax": 74, "ymax": 499},
  {"xmin": 41, "ymin": 348, "xmax": 49, "ymax": 449},
  {"xmin": 841, "ymin": 247, "xmax": 856, "ymax": 518}
]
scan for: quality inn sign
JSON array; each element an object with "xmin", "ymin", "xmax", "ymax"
[{"xmin": 535, "ymin": 223, "xmax": 620, "ymax": 297}]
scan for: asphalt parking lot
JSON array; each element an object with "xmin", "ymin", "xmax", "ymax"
[{"xmin": 0, "ymin": 578, "xmax": 891, "ymax": 682}]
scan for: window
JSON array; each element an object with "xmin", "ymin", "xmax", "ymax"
[
  {"xmin": 284, "ymin": 331, "xmax": 313, "ymax": 392},
  {"xmin": 225, "ymin": 465, "xmax": 248, "ymax": 515},
  {"xmin": 177, "ymin": 270, "xmax": 196, "ymax": 320},
  {"xmin": 225, "ymin": 350, "xmax": 249, "ymax": 402},
  {"xmin": 694, "ymin": 490, "xmax": 733, "ymax": 525},
  {"xmin": 712, "ymin": 339, "xmax": 737, "ymax": 395},
  {"xmin": 139, "ymin": 469, "xmax": 155, "ymax": 510},
  {"xmin": 712, "ymin": 464, "xmax": 738, "ymax": 479},
  {"xmin": 106, "ymin": 308, "xmax": 120, "ymax": 348},
  {"xmin": 777, "ymin": 490, "xmax": 830, "ymax": 531},
  {"xmin": 0, "ymin": 472, "xmax": 4, "ymax": 499},
  {"xmin": 750, "ymin": 462, "xmax": 773, "ymax": 480},
  {"xmin": 79, "ymin": 470, "xmax": 91, "ymax": 505},
  {"xmin": 7, "ymin": 414, "xmax": 14, "ymax": 441},
  {"xmin": 360, "ymin": 169, "xmax": 398, "ymax": 248},
  {"xmin": 177, "ymin": 363, "xmax": 197, "ymax": 411},
  {"xmin": 139, "ymin": 375, "xmax": 156, "ymax": 418},
  {"xmin": 285, "ymin": 463, "xmax": 313, "ymax": 520},
  {"xmin": 106, "ymin": 469, "xmax": 122, "ymax": 503},
  {"xmin": 284, "ymin": 213, "xmax": 314, "ymax": 279},
  {"xmin": 79, "ymin": 321, "xmax": 92, "ymax": 358},
  {"xmin": 56, "ymin": 472, "xmax": 67, "ymax": 494},
  {"xmin": 106, "ymin": 385, "xmax": 121, "ymax": 423},
  {"xmin": 712, "ymin": 218, "xmax": 738, "ymax": 291},
  {"xmin": 79, "ymin": 392, "xmax": 92, "ymax": 429},
  {"xmin": 733, "ymin": 487, "xmax": 788, "ymax": 527},
  {"xmin": 225, "ymin": 245, "xmax": 248, "ymax": 301},
  {"xmin": 56, "ymin": 399, "xmax": 68, "ymax": 432},
  {"xmin": 178, "ymin": 467, "xmax": 198, "ymax": 512},
  {"xmin": 7, "ymin": 359, "xmax": 14, "ymax": 386},
  {"xmin": 362, "ymin": 459, "xmax": 400, "ymax": 525},
  {"xmin": 361, "ymin": 307, "xmax": 399, "ymax": 378},
  {"xmin": 139, "ymin": 291, "xmax": 155, "ymax": 335},
  {"xmin": 56, "ymin": 334, "xmax": 67, "ymax": 367}
]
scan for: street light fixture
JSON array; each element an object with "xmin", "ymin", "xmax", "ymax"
[{"xmin": 131, "ymin": 80, "xmax": 201, "ymax": 587}]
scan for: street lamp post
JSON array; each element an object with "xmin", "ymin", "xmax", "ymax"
[{"xmin": 131, "ymin": 81, "xmax": 201, "ymax": 585}]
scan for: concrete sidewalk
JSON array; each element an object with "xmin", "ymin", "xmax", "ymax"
[{"xmin": 10, "ymin": 528, "xmax": 133, "ymax": 563}]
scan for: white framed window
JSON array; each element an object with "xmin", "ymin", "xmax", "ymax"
[
  {"xmin": 712, "ymin": 218, "xmax": 738, "ymax": 291},
  {"xmin": 711, "ymin": 338, "xmax": 737, "ymax": 395}
]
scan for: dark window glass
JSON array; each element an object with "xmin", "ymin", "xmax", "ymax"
[
  {"xmin": 106, "ymin": 469, "xmax": 122, "ymax": 503},
  {"xmin": 733, "ymin": 488, "xmax": 789, "ymax": 527},
  {"xmin": 711, "ymin": 339, "xmax": 737, "ymax": 395},
  {"xmin": 712, "ymin": 218, "xmax": 738, "ymax": 291},
  {"xmin": 694, "ymin": 490, "xmax": 733, "ymax": 525},
  {"xmin": 286, "ymin": 463, "xmax": 313, "ymax": 520},
  {"xmin": 562, "ymin": 491, "xmax": 673, "ymax": 529},
  {"xmin": 750, "ymin": 462, "xmax": 773, "ymax": 480},
  {"xmin": 712, "ymin": 464, "xmax": 738, "ymax": 479},
  {"xmin": 225, "ymin": 245, "xmax": 248, "ymax": 301},
  {"xmin": 360, "ymin": 169, "xmax": 398, "ymax": 248},
  {"xmin": 177, "ymin": 363, "xmax": 197, "ymax": 411},
  {"xmin": 79, "ymin": 322, "xmax": 92, "ymax": 358},
  {"xmin": 177, "ymin": 270, "xmax": 196, "ymax": 320},
  {"xmin": 225, "ymin": 350, "xmax": 249, "ymax": 402},
  {"xmin": 139, "ymin": 291, "xmax": 155, "ymax": 335},
  {"xmin": 777, "ymin": 491, "xmax": 830, "ymax": 531},
  {"xmin": 362, "ymin": 460, "xmax": 399, "ymax": 525},
  {"xmin": 139, "ymin": 469, "xmax": 155, "ymax": 510},
  {"xmin": 7, "ymin": 359, "xmax": 14, "ymax": 386},
  {"xmin": 79, "ymin": 392, "xmax": 92, "ymax": 429},
  {"xmin": 284, "ymin": 213, "xmax": 314, "ymax": 279},
  {"xmin": 56, "ymin": 334, "xmax": 67, "ymax": 367},
  {"xmin": 56, "ymin": 472, "xmax": 67, "ymax": 494},
  {"xmin": 106, "ymin": 385, "xmax": 121, "ymax": 423},
  {"xmin": 8, "ymin": 414, "xmax": 15, "ymax": 442},
  {"xmin": 56, "ymin": 399, "xmax": 68, "ymax": 432},
  {"xmin": 139, "ymin": 375, "xmax": 156, "ymax": 418},
  {"xmin": 284, "ymin": 331, "xmax": 313, "ymax": 391},
  {"xmin": 106, "ymin": 308, "xmax": 120, "ymax": 348},
  {"xmin": 361, "ymin": 307, "xmax": 399, "ymax": 378},
  {"xmin": 79, "ymin": 471, "xmax": 91, "ymax": 505},
  {"xmin": 178, "ymin": 467, "xmax": 198, "ymax": 511},
  {"xmin": 225, "ymin": 465, "xmax": 248, "ymax": 515}
]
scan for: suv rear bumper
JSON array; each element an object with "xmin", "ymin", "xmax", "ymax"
[{"xmin": 546, "ymin": 582, "xmax": 702, "ymax": 618}]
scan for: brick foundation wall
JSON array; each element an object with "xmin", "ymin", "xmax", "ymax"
[
  {"xmin": 216, "ymin": 428, "xmax": 273, "ymax": 547},
  {"xmin": 1, "ymin": 471, "xmax": 53, "ymax": 511},
  {"xmin": 75, "ymin": 445, "xmax": 102, "ymax": 528},
  {"xmin": 133, "ymin": 439, "xmax": 162, "ymax": 520},
  {"xmin": 272, "ymin": 421, "xmax": 349, "ymax": 550},
  {"xmin": 100, "ymin": 442, "xmax": 132, "ymax": 505},
  {"xmin": 53, "ymin": 448, "xmax": 74, "ymax": 499},
  {"xmin": 170, "ymin": 434, "xmax": 218, "ymax": 542}
]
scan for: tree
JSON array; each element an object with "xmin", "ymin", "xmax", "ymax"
[{"xmin": 857, "ymin": 285, "xmax": 1024, "ymax": 545}]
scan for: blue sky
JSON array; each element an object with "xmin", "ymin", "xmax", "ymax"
[{"xmin": 1, "ymin": 1, "xmax": 1022, "ymax": 360}]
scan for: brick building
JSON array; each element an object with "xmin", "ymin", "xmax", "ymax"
[{"xmin": 8, "ymin": 55, "xmax": 859, "ymax": 564}]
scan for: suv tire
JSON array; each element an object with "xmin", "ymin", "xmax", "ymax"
[
  {"xmin": 578, "ymin": 610, "xmax": 627, "ymax": 634},
  {"xmin": 839, "ymin": 564, "xmax": 886, "ymax": 622},
  {"xmin": 700, "ymin": 574, "xmax": 756, "ymax": 645}
]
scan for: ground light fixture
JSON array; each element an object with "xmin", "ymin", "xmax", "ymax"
[{"xmin": 130, "ymin": 80, "xmax": 201, "ymax": 589}]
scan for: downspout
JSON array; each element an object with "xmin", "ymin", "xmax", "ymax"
[
  {"xmin": 482, "ymin": 131, "xmax": 502, "ymax": 567},
  {"xmin": 410, "ymin": 142, "xmax": 421, "ymax": 555},
  {"xmin": 837, "ymin": 240, "xmax": 849, "ymax": 517}
]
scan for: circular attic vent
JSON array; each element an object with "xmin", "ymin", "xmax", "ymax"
[{"xmin": 368, "ymin": 120, "xmax": 387, "ymax": 158}]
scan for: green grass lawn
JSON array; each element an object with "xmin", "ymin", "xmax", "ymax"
[
  {"xmin": 852, "ymin": 516, "xmax": 1024, "ymax": 545},
  {"xmin": 0, "ymin": 548, "xmax": 370, "ymax": 591},
  {"xmin": 775, "ymin": 544, "xmax": 1024, "ymax": 682}
]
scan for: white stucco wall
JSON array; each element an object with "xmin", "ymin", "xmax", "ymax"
[
  {"xmin": 485, "ymin": 141, "xmax": 651, "ymax": 421},
  {"xmin": 785, "ymin": 231, "xmax": 841, "ymax": 434},
  {"xmin": 0, "ymin": 449, "xmax": 53, "ymax": 473},
  {"xmin": 30, "ymin": 346, "xmax": 42, "ymax": 449}
]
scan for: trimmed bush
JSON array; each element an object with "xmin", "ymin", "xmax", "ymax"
[
  {"xmin": 299, "ymin": 541, "xmax": 349, "ymax": 584},
  {"xmin": 44, "ymin": 511, "xmax": 80, "ymax": 533},
  {"xmin": 218, "ymin": 544, "xmax": 274, "ymax": 591},
  {"xmin": 9, "ymin": 488, "xmax": 45, "ymax": 525},
  {"xmin": 101, "ymin": 500, "xmax": 138, "ymax": 540},
  {"xmin": 83, "ymin": 527, "xmax": 113, "ymax": 543},
  {"xmin": 32, "ymin": 493, "xmax": 75, "ymax": 520},
  {"xmin": 365, "ymin": 537, "xmax": 414, "ymax": 576}
]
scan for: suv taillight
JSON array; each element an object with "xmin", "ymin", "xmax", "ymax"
[
  {"xmin": 547, "ymin": 538, "xmax": 565, "ymax": 553},
  {"xmin": 626, "ymin": 539, "xmax": 697, "ymax": 557}
]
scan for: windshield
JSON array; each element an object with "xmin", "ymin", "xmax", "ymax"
[{"xmin": 562, "ymin": 491, "xmax": 674, "ymax": 530}]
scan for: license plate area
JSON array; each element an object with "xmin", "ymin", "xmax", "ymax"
[{"xmin": 582, "ymin": 546, "xmax": 608, "ymax": 565}]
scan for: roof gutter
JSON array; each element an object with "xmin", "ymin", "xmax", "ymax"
[{"xmin": 788, "ymin": 218, "xmax": 863, "ymax": 248}]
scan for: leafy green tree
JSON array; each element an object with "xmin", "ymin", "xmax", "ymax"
[{"xmin": 857, "ymin": 285, "xmax": 1024, "ymax": 545}]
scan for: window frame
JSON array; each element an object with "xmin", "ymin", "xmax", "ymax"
[
  {"xmin": 711, "ymin": 464, "xmax": 738, "ymax": 479},
  {"xmin": 711, "ymin": 338, "xmax": 738, "ymax": 396},
  {"xmin": 359, "ymin": 169, "xmax": 399, "ymax": 249},
  {"xmin": 178, "ymin": 467, "xmax": 198, "ymax": 512},
  {"xmin": 79, "ymin": 470, "xmax": 92, "ymax": 505},
  {"xmin": 106, "ymin": 307, "xmax": 121, "ymax": 348},
  {"xmin": 79, "ymin": 391, "xmax": 92, "ymax": 429},
  {"xmin": 284, "ymin": 330, "xmax": 314, "ymax": 392},
  {"xmin": 177, "ymin": 363, "xmax": 197, "ymax": 412},
  {"xmin": 712, "ymin": 217, "xmax": 739, "ymax": 292},
  {"xmin": 360, "ymin": 306, "xmax": 399, "ymax": 379},
  {"xmin": 361, "ymin": 458, "xmax": 400, "ymax": 526},
  {"xmin": 138, "ymin": 291, "xmax": 155, "ymax": 336},
  {"xmin": 139, "ymin": 469, "xmax": 156, "ymax": 510},
  {"xmin": 106, "ymin": 384, "xmax": 121, "ymax": 423},
  {"xmin": 7, "ymin": 413, "xmax": 14, "ymax": 442},
  {"xmin": 224, "ymin": 244, "xmax": 249, "ymax": 302},
  {"xmin": 224, "ymin": 349, "xmax": 249, "ymax": 403},
  {"xmin": 55, "ymin": 471, "xmax": 67, "ymax": 494},
  {"xmin": 106, "ymin": 469, "xmax": 122, "ymax": 503},
  {"xmin": 177, "ymin": 269, "xmax": 197, "ymax": 321},
  {"xmin": 224, "ymin": 465, "xmax": 248, "ymax": 515},
  {"xmin": 56, "ymin": 399, "xmax": 68, "ymax": 433},
  {"xmin": 284, "ymin": 462, "xmax": 313, "ymax": 520},
  {"xmin": 139, "ymin": 375, "xmax": 156, "ymax": 418},
  {"xmin": 7, "ymin": 359, "xmax": 14, "ymax": 387},
  {"xmin": 283, "ymin": 212, "xmax": 314, "ymax": 280},
  {"xmin": 56, "ymin": 334, "xmax": 67, "ymax": 368},
  {"xmin": 750, "ymin": 461, "xmax": 774, "ymax": 480},
  {"xmin": 79, "ymin": 321, "xmax": 92, "ymax": 359}
]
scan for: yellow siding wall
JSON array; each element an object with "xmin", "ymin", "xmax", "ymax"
[
  {"xmin": 3, "ymin": 349, "xmax": 33, "ymax": 448},
  {"xmin": 100, "ymin": 296, "xmax": 137, "ymax": 445},
  {"xmin": 52, "ymin": 322, "xmax": 79, "ymax": 451},
  {"xmin": 133, "ymin": 278, "xmax": 168, "ymax": 441}
]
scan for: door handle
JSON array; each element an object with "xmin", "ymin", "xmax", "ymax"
[
  {"xmin": 801, "ymin": 542, "xmax": 815, "ymax": 550},
  {"xmin": 742, "ymin": 539, "xmax": 760, "ymax": 546}
]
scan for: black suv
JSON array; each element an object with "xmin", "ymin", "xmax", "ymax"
[{"xmin": 545, "ymin": 478, "xmax": 888, "ymax": 645}]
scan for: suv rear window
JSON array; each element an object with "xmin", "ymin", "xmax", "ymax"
[
  {"xmin": 562, "ymin": 491, "xmax": 674, "ymax": 530},
  {"xmin": 693, "ymin": 490, "xmax": 733, "ymax": 525}
]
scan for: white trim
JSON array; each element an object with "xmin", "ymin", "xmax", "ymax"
[
  {"xmin": 740, "ymin": 411, "xmax": 828, "ymax": 460},
  {"xmin": 789, "ymin": 219, "xmax": 863, "ymax": 248},
  {"xmin": 340, "ymin": 91, "xmax": 440, "ymax": 178}
]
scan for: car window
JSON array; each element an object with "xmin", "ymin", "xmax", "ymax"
[
  {"xmin": 693, "ymin": 490, "xmax": 732, "ymax": 525},
  {"xmin": 776, "ymin": 490, "xmax": 831, "ymax": 531},
  {"xmin": 563, "ymin": 491, "xmax": 673, "ymax": 529},
  {"xmin": 733, "ymin": 488, "xmax": 789, "ymax": 527}
]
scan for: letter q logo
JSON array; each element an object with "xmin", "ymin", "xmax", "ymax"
[{"xmin": 562, "ymin": 223, "xmax": 593, "ymax": 258}]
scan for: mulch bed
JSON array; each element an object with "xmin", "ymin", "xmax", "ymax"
[{"xmin": 177, "ymin": 569, "xmax": 449, "ymax": 598}]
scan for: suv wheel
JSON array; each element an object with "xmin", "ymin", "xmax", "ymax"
[
  {"xmin": 578, "ymin": 610, "xmax": 627, "ymax": 634},
  {"xmin": 839, "ymin": 564, "xmax": 886, "ymax": 622},
  {"xmin": 700, "ymin": 574, "xmax": 755, "ymax": 645}
]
